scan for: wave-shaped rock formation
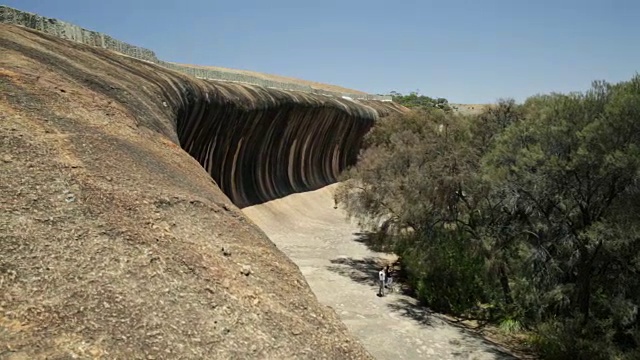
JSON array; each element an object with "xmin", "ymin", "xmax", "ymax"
[
  {"xmin": 0, "ymin": 6, "xmax": 403, "ymax": 207},
  {"xmin": 176, "ymin": 84, "xmax": 381, "ymax": 207},
  {"xmin": 0, "ymin": 5, "xmax": 391, "ymax": 101},
  {"xmin": 0, "ymin": 18, "xmax": 401, "ymax": 358}
]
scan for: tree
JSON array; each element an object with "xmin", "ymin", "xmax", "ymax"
[
  {"xmin": 389, "ymin": 92, "xmax": 453, "ymax": 112},
  {"xmin": 484, "ymin": 77, "xmax": 640, "ymax": 357},
  {"xmin": 342, "ymin": 76, "xmax": 640, "ymax": 357},
  {"xmin": 335, "ymin": 106, "xmax": 506, "ymax": 313}
]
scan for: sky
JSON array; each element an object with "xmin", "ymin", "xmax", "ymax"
[{"xmin": 4, "ymin": 0, "xmax": 639, "ymax": 103}]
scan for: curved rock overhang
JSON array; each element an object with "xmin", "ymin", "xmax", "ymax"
[
  {"xmin": 1, "ymin": 23, "xmax": 391, "ymax": 357},
  {"xmin": 173, "ymin": 82, "xmax": 381, "ymax": 208},
  {"xmin": 1, "ymin": 24, "xmax": 402, "ymax": 209}
]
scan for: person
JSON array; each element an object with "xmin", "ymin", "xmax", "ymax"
[
  {"xmin": 385, "ymin": 265, "xmax": 393, "ymax": 291},
  {"xmin": 378, "ymin": 267, "xmax": 386, "ymax": 296}
]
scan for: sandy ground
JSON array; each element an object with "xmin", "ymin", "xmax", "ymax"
[{"xmin": 244, "ymin": 184, "xmax": 518, "ymax": 360}]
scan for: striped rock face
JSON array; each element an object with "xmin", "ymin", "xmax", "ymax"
[
  {"xmin": 0, "ymin": 5, "xmax": 402, "ymax": 208},
  {"xmin": 175, "ymin": 84, "xmax": 380, "ymax": 207},
  {"xmin": 0, "ymin": 21, "xmax": 402, "ymax": 359}
]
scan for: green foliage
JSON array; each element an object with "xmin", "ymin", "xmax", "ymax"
[
  {"xmin": 389, "ymin": 91, "xmax": 453, "ymax": 112},
  {"xmin": 339, "ymin": 76, "xmax": 640, "ymax": 358},
  {"xmin": 499, "ymin": 317, "xmax": 524, "ymax": 334},
  {"xmin": 336, "ymin": 107, "xmax": 475, "ymax": 234},
  {"xmin": 531, "ymin": 318, "xmax": 634, "ymax": 360},
  {"xmin": 395, "ymin": 230, "xmax": 486, "ymax": 314}
]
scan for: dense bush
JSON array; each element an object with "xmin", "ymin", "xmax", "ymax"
[
  {"xmin": 395, "ymin": 229, "xmax": 486, "ymax": 314},
  {"xmin": 389, "ymin": 91, "xmax": 453, "ymax": 112},
  {"xmin": 337, "ymin": 76, "xmax": 640, "ymax": 358}
]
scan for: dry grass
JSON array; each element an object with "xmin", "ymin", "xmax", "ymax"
[{"xmin": 0, "ymin": 24, "xmax": 372, "ymax": 359}]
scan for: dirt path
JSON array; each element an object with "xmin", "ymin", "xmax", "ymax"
[{"xmin": 244, "ymin": 185, "xmax": 518, "ymax": 360}]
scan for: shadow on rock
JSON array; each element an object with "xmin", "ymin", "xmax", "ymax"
[
  {"xmin": 386, "ymin": 298, "xmax": 435, "ymax": 327},
  {"xmin": 449, "ymin": 334, "xmax": 519, "ymax": 359},
  {"xmin": 327, "ymin": 253, "xmax": 521, "ymax": 358},
  {"xmin": 387, "ymin": 300, "xmax": 519, "ymax": 359},
  {"xmin": 327, "ymin": 256, "xmax": 383, "ymax": 287},
  {"xmin": 352, "ymin": 232, "xmax": 395, "ymax": 253},
  {"xmin": 445, "ymin": 321, "xmax": 520, "ymax": 359}
]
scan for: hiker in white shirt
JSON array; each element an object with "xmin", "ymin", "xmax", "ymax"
[
  {"xmin": 384, "ymin": 265, "xmax": 393, "ymax": 290},
  {"xmin": 378, "ymin": 268, "xmax": 386, "ymax": 296}
]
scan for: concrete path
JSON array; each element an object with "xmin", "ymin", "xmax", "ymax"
[{"xmin": 244, "ymin": 185, "xmax": 517, "ymax": 360}]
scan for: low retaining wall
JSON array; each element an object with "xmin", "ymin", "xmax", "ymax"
[{"xmin": 0, "ymin": 5, "xmax": 391, "ymax": 101}]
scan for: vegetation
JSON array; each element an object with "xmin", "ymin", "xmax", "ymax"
[
  {"xmin": 389, "ymin": 91, "xmax": 453, "ymax": 112},
  {"xmin": 337, "ymin": 76, "xmax": 640, "ymax": 359}
]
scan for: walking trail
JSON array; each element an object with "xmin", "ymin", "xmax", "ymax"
[{"xmin": 244, "ymin": 184, "xmax": 519, "ymax": 360}]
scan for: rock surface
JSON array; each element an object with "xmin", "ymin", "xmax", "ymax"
[
  {"xmin": 244, "ymin": 185, "xmax": 521, "ymax": 360},
  {"xmin": 0, "ymin": 23, "xmax": 383, "ymax": 359}
]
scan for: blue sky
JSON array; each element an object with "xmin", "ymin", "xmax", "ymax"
[{"xmin": 5, "ymin": 0, "xmax": 639, "ymax": 103}]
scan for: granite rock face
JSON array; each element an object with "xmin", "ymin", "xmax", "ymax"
[
  {"xmin": 0, "ymin": 23, "xmax": 389, "ymax": 359},
  {"xmin": 0, "ymin": 5, "xmax": 402, "ymax": 206},
  {"xmin": 0, "ymin": 5, "xmax": 405, "ymax": 357},
  {"xmin": 175, "ymin": 81, "xmax": 380, "ymax": 207},
  {"xmin": 0, "ymin": 21, "xmax": 405, "ymax": 358}
]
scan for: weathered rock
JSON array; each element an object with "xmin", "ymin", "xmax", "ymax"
[
  {"xmin": 0, "ymin": 17, "xmax": 401, "ymax": 360},
  {"xmin": 222, "ymin": 246, "xmax": 232, "ymax": 257},
  {"xmin": 241, "ymin": 265, "xmax": 252, "ymax": 276}
]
